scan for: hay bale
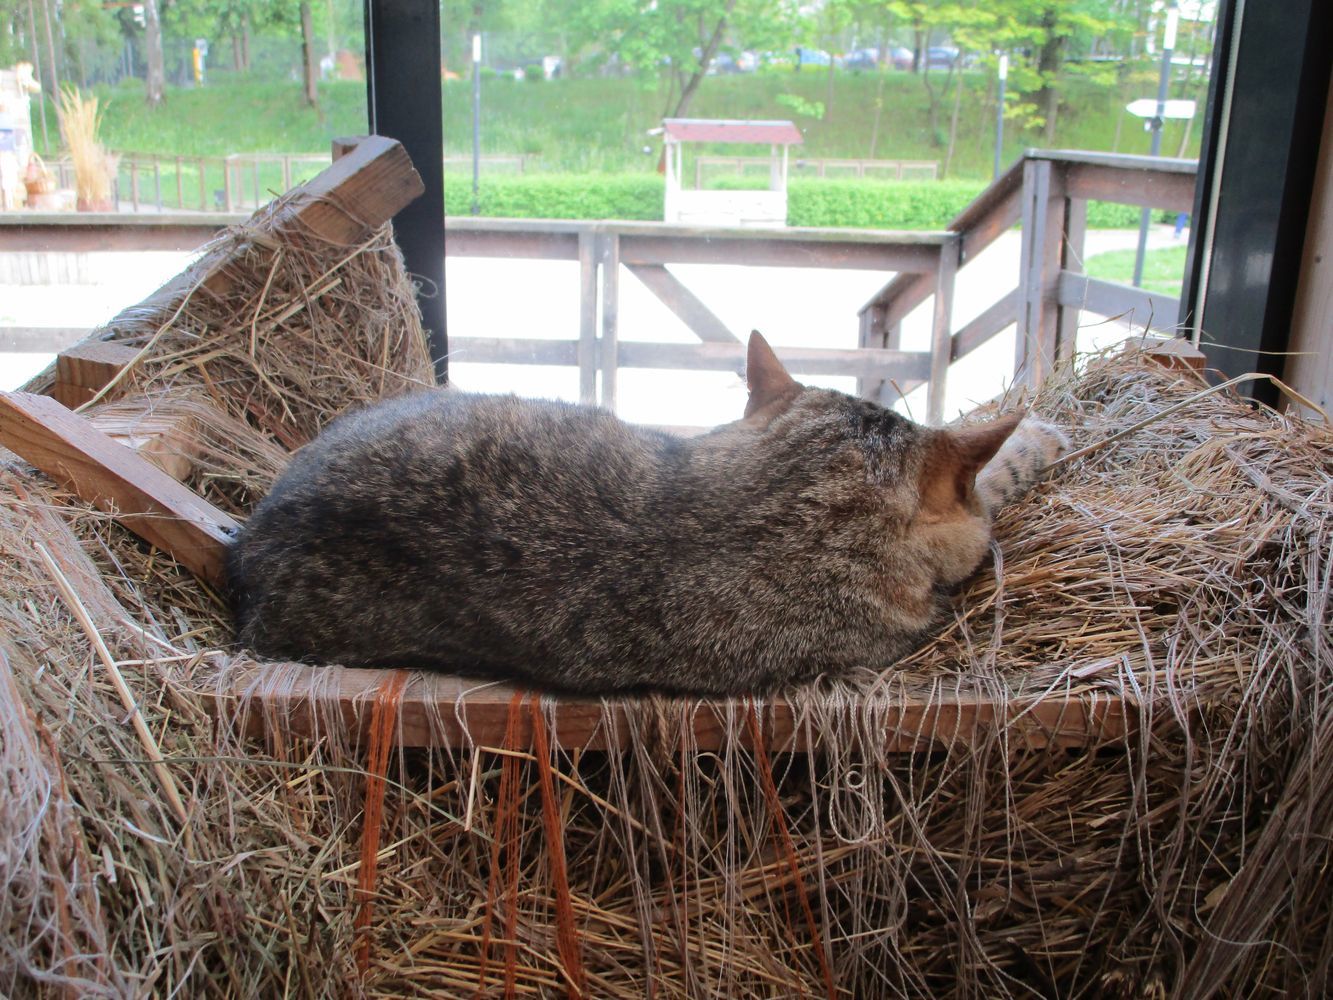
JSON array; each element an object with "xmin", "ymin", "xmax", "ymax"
[{"xmin": 3, "ymin": 176, "xmax": 1331, "ymax": 997}]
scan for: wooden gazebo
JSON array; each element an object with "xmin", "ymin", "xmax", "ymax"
[{"xmin": 656, "ymin": 118, "xmax": 802, "ymax": 227}]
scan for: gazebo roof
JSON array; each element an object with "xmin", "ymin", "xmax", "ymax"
[{"xmin": 660, "ymin": 118, "xmax": 803, "ymax": 146}]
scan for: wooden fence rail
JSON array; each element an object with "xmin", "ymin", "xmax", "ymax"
[{"xmin": 5, "ymin": 150, "xmax": 1199, "ymax": 426}]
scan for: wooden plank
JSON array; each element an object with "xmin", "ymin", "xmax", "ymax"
[
  {"xmin": 952, "ymin": 288, "xmax": 1020, "ymax": 362},
  {"xmin": 1057, "ymin": 272, "xmax": 1182, "ymax": 334},
  {"xmin": 622, "ymin": 234, "xmax": 941, "ymax": 273},
  {"xmin": 444, "ymin": 227, "xmax": 581, "ymax": 261},
  {"xmin": 87, "ymin": 404, "xmax": 201, "ymax": 482},
  {"xmin": 446, "ymin": 337, "xmax": 579, "ymax": 367},
  {"xmin": 0, "ymin": 220, "xmax": 229, "ymax": 253},
  {"xmin": 601, "ymin": 234, "xmax": 620, "ymax": 410},
  {"xmin": 53, "ymin": 341, "xmax": 140, "ymax": 409},
  {"xmin": 1120, "ymin": 335, "xmax": 1207, "ymax": 372},
  {"xmin": 1064, "ymin": 161, "xmax": 1197, "ymax": 214},
  {"xmin": 616, "ymin": 342, "xmax": 932, "ymax": 381},
  {"xmin": 0, "ymin": 392, "xmax": 238, "ymax": 588},
  {"xmin": 926, "ymin": 235, "xmax": 959, "ymax": 424},
  {"xmin": 578, "ymin": 232, "xmax": 599, "ymax": 404},
  {"xmin": 626, "ymin": 263, "xmax": 739, "ymax": 343},
  {"xmin": 1056, "ymin": 197, "xmax": 1088, "ymax": 363},
  {"xmin": 209, "ymin": 664, "xmax": 1133, "ymax": 752}
]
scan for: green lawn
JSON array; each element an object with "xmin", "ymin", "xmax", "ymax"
[
  {"xmin": 33, "ymin": 71, "xmax": 1202, "ymax": 181},
  {"xmin": 1085, "ymin": 245, "xmax": 1188, "ymax": 297}
]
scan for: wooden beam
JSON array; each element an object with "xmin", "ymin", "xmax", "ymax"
[
  {"xmin": 626, "ymin": 263, "xmax": 739, "ymax": 343},
  {"xmin": 0, "ymin": 392, "xmax": 238, "ymax": 588},
  {"xmin": 1120, "ymin": 335, "xmax": 1207, "ymax": 373},
  {"xmin": 53, "ymin": 341, "xmax": 140, "ymax": 409},
  {"xmin": 210, "ymin": 664, "xmax": 1133, "ymax": 752},
  {"xmin": 615, "ymin": 342, "xmax": 933, "ymax": 381},
  {"xmin": 87, "ymin": 404, "xmax": 201, "ymax": 482},
  {"xmin": 1057, "ymin": 272, "xmax": 1182, "ymax": 335}
]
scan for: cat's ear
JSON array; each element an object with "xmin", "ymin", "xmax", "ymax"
[
  {"xmin": 921, "ymin": 410, "xmax": 1025, "ymax": 508},
  {"xmin": 744, "ymin": 330, "xmax": 801, "ymax": 421}
]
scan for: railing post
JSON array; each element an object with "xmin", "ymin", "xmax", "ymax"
[
  {"xmin": 926, "ymin": 235, "xmax": 959, "ymax": 425},
  {"xmin": 223, "ymin": 158, "xmax": 233, "ymax": 213},
  {"xmin": 599, "ymin": 232, "xmax": 619, "ymax": 411},
  {"xmin": 198, "ymin": 158, "xmax": 206, "ymax": 211},
  {"xmin": 175, "ymin": 155, "xmax": 183, "ymax": 209},
  {"xmin": 129, "ymin": 160, "xmax": 139, "ymax": 212},
  {"xmin": 152, "ymin": 156, "xmax": 162, "ymax": 211},
  {"xmin": 1015, "ymin": 158, "xmax": 1065, "ymax": 387},
  {"xmin": 1056, "ymin": 196, "xmax": 1088, "ymax": 363},
  {"xmin": 578, "ymin": 229, "xmax": 598, "ymax": 405}
]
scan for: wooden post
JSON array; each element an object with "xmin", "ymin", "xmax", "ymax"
[
  {"xmin": 0, "ymin": 392, "xmax": 238, "ymax": 588},
  {"xmin": 926, "ymin": 235, "xmax": 959, "ymax": 424},
  {"xmin": 600, "ymin": 233, "xmax": 620, "ymax": 411},
  {"xmin": 175, "ymin": 155, "xmax": 183, "ymax": 209},
  {"xmin": 1015, "ymin": 159, "xmax": 1065, "ymax": 387},
  {"xmin": 578, "ymin": 230, "xmax": 598, "ymax": 405},
  {"xmin": 1056, "ymin": 196, "xmax": 1088, "ymax": 363},
  {"xmin": 153, "ymin": 156, "xmax": 162, "ymax": 211},
  {"xmin": 223, "ymin": 157, "xmax": 233, "ymax": 212},
  {"xmin": 197, "ymin": 157, "xmax": 206, "ymax": 211},
  {"xmin": 129, "ymin": 160, "xmax": 139, "ymax": 212}
]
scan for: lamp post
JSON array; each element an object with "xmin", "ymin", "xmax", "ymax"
[
  {"xmin": 993, "ymin": 53, "xmax": 1009, "ymax": 180},
  {"xmin": 471, "ymin": 31, "xmax": 482, "ymax": 216},
  {"xmin": 1132, "ymin": 3, "xmax": 1179, "ymax": 287}
]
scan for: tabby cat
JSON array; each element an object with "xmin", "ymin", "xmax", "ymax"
[{"xmin": 228, "ymin": 333, "xmax": 1066, "ymax": 695}]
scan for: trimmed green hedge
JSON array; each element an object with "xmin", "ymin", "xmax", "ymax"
[
  {"xmin": 444, "ymin": 174, "xmax": 663, "ymax": 221},
  {"xmin": 444, "ymin": 174, "xmax": 1170, "ymax": 230}
]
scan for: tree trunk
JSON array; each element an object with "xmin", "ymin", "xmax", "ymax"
[
  {"xmin": 233, "ymin": 33, "xmax": 243, "ymax": 72},
  {"xmin": 943, "ymin": 60, "xmax": 965, "ymax": 177},
  {"xmin": 39, "ymin": 0, "xmax": 61, "ymax": 100},
  {"xmin": 300, "ymin": 2, "xmax": 319, "ymax": 107},
  {"xmin": 242, "ymin": 16, "xmax": 251, "ymax": 72},
  {"xmin": 656, "ymin": 0, "xmax": 737, "ymax": 170},
  {"xmin": 1036, "ymin": 10, "xmax": 1063, "ymax": 145},
  {"xmin": 825, "ymin": 46, "xmax": 836, "ymax": 119},
  {"xmin": 143, "ymin": 0, "xmax": 165, "ymax": 106}
]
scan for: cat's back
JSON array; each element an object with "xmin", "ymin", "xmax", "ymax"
[{"xmin": 228, "ymin": 389, "xmax": 678, "ymax": 663}]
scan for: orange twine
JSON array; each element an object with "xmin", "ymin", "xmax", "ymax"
[
  {"xmin": 746, "ymin": 705, "xmax": 837, "ymax": 1000},
  {"xmin": 531, "ymin": 698, "xmax": 587, "ymax": 998},
  {"xmin": 354, "ymin": 669, "xmax": 408, "ymax": 975},
  {"xmin": 476, "ymin": 690, "xmax": 527, "ymax": 999}
]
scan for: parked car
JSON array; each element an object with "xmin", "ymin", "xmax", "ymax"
[
  {"xmin": 926, "ymin": 46, "xmax": 960, "ymax": 69},
  {"xmin": 843, "ymin": 48, "xmax": 879, "ymax": 72},
  {"xmin": 886, "ymin": 46, "xmax": 914, "ymax": 70},
  {"xmin": 793, "ymin": 46, "xmax": 833, "ymax": 68}
]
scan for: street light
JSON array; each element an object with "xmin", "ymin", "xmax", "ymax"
[
  {"xmin": 1132, "ymin": 3, "xmax": 1179, "ymax": 287},
  {"xmin": 472, "ymin": 31, "xmax": 482, "ymax": 216},
  {"xmin": 993, "ymin": 53, "xmax": 1009, "ymax": 180}
]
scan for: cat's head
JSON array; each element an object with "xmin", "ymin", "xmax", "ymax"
[{"xmin": 742, "ymin": 331, "xmax": 1022, "ymax": 585}]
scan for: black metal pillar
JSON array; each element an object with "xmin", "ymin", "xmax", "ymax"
[
  {"xmin": 1180, "ymin": 0, "xmax": 1332, "ymax": 402},
  {"xmin": 364, "ymin": 0, "xmax": 448, "ymax": 384}
]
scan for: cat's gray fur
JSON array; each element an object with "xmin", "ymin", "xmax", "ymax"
[{"xmin": 228, "ymin": 333, "xmax": 1062, "ymax": 695}]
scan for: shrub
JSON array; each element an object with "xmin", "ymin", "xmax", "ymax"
[
  {"xmin": 444, "ymin": 174, "xmax": 664, "ymax": 220},
  {"xmin": 523, "ymin": 64, "xmax": 544, "ymax": 83},
  {"xmin": 442, "ymin": 173, "xmax": 1176, "ymax": 229}
]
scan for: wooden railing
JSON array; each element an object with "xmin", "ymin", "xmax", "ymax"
[
  {"xmin": 42, "ymin": 152, "xmax": 532, "ymax": 214},
  {"xmin": 3, "ymin": 150, "xmax": 1198, "ymax": 421},
  {"xmin": 857, "ymin": 150, "xmax": 1198, "ymax": 401},
  {"xmin": 696, "ymin": 155, "xmax": 939, "ymax": 185}
]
